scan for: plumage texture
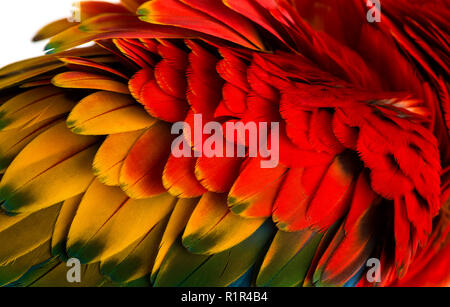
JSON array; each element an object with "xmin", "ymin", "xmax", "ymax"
[{"xmin": 0, "ymin": 0, "xmax": 448, "ymax": 287}]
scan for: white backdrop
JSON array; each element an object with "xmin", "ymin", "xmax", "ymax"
[{"xmin": 0, "ymin": 0, "xmax": 118, "ymax": 68}]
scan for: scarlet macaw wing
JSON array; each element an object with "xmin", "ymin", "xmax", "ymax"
[{"xmin": 0, "ymin": 0, "xmax": 448, "ymax": 288}]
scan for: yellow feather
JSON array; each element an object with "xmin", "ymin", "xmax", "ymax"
[
  {"xmin": 182, "ymin": 192, "xmax": 266, "ymax": 255},
  {"xmin": 52, "ymin": 71, "xmax": 130, "ymax": 94},
  {"xmin": 93, "ymin": 129, "xmax": 147, "ymax": 186},
  {"xmin": 0, "ymin": 240, "xmax": 52, "ymax": 286},
  {"xmin": 0, "ymin": 204, "xmax": 61, "ymax": 265},
  {"xmin": 0, "ymin": 62, "xmax": 63, "ymax": 90},
  {"xmin": 0, "ymin": 46, "xmax": 107, "ymax": 89},
  {"xmin": 100, "ymin": 216, "xmax": 168, "ymax": 283},
  {"xmin": 256, "ymin": 229, "xmax": 322, "ymax": 287},
  {"xmin": 67, "ymin": 91, "xmax": 155, "ymax": 135},
  {"xmin": 151, "ymin": 198, "xmax": 198, "ymax": 281},
  {"xmin": 0, "ymin": 121, "xmax": 99, "ymax": 213},
  {"xmin": 0, "ymin": 211, "xmax": 29, "ymax": 233},
  {"xmin": 67, "ymin": 179, "xmax": 176, "ymax": 263},
  {"xmin": 0, "ymin": 86, "xmax": 74, "ymax": 131},
  {"xmin": 30, "ymin": 263, "xmax": 106, "ymax": 287},
  {"xmin": 0, "ymin": 119, "xmax": 59, "ymax": 172},
  {"xmin": 45, "ymin": 23, "xmax": 100, "ymax": 55},
  {"xmin": 33, "ymin": 18, "xmax": 78, "ymax": 42},
  {"xmin": 66, "ymin": 179, "xmax": 128, "ymax": 255},
  {"xmin": 51, "ymin": 194, "xmax": 83, "ymax": 257},
  {"xmin": 93, "ymin": 192, "xmax": 176, "ymax": 262}
]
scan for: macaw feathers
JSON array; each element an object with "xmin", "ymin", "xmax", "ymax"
[{"xmin": 0, "ymin": 0, "xmax": 448, "ymax": 287}]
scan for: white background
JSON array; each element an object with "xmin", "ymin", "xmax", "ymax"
[{"xmin": 0, "ymin": 0, "xmax": 118, "ymax": 68}]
